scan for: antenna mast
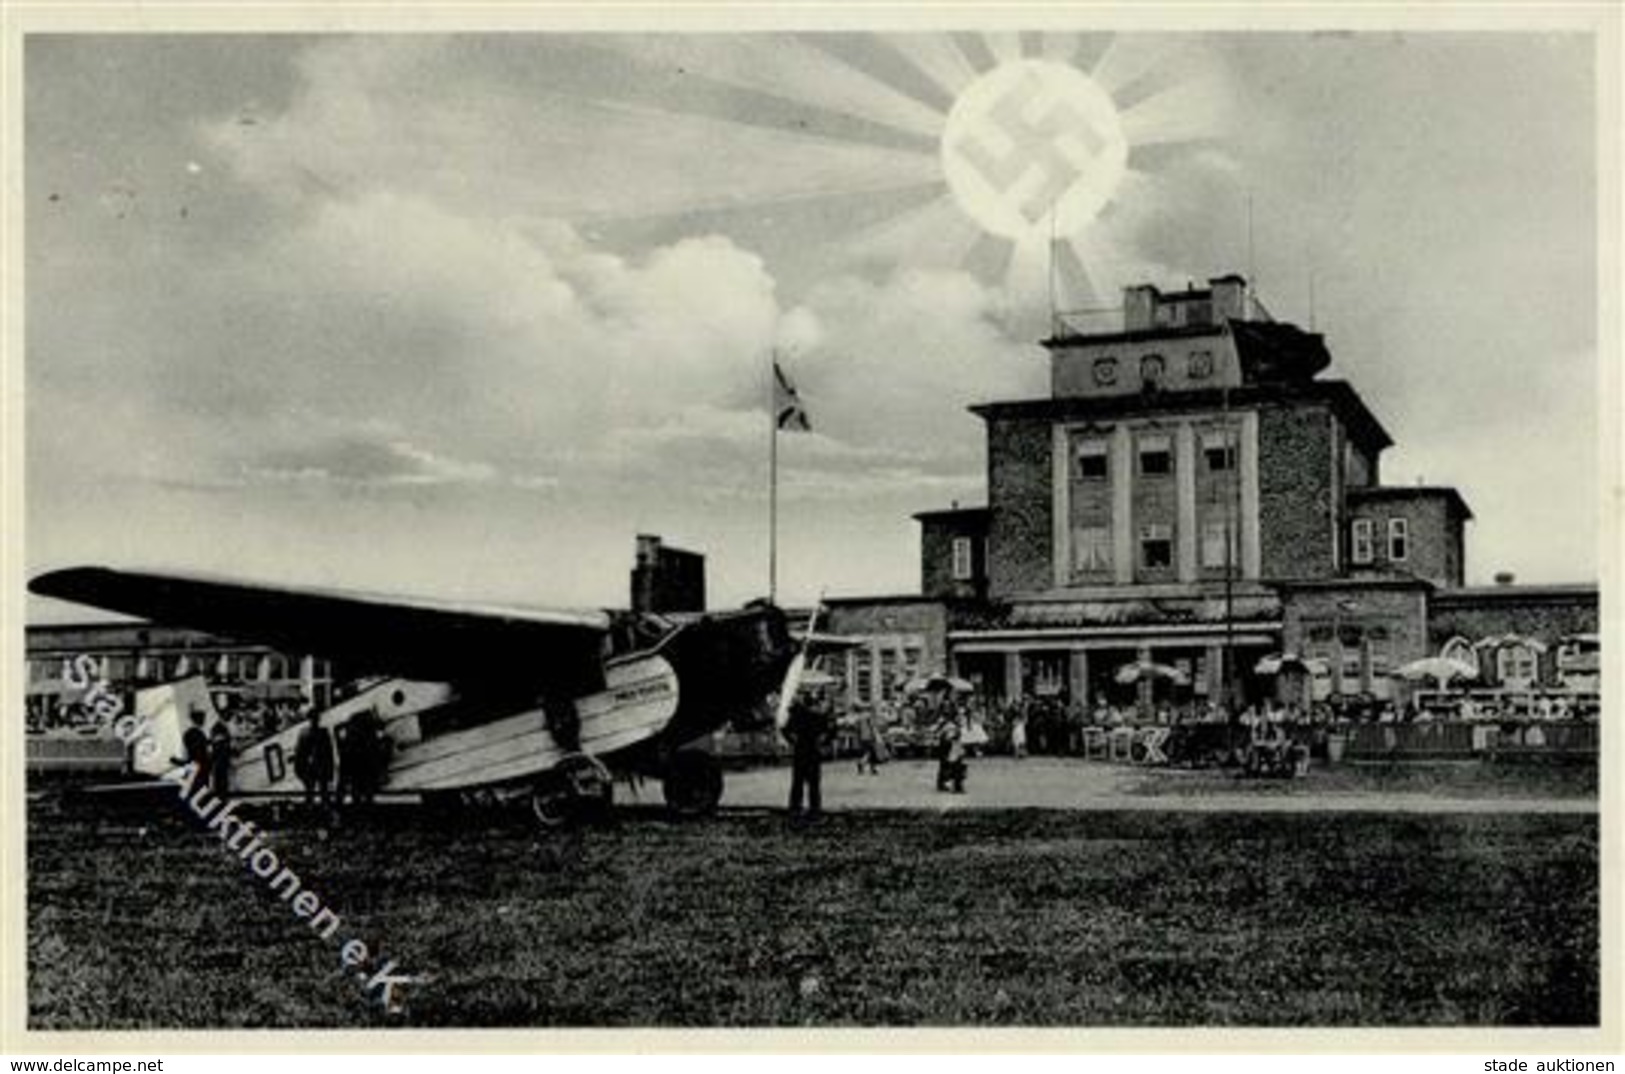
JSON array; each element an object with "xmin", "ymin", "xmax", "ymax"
[
  {"xmin": 1048, "ymin": 206, "xmax": 1059, "ymax": 337},
  {"xmin": 1245, "ymin": 192, "xmax": 1256, "ymax": 318}
]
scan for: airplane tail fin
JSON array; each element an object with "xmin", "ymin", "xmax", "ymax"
[{"xmin": 131, "ymin": 675, "xmax": 222, "ymax": 778}]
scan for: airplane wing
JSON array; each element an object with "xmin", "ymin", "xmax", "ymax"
[{"xmin": 30, "ymin": 566, "xmax": 613, "ymax": 695}]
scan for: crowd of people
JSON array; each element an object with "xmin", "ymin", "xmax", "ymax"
[
  {"xmin": 815, "ymin": 686, "xmax": 1599, "ymax": 770},
  {"xmin": 169, "ymin": 701, "xmax": 392, "ymax": 813},
  {"xmin": 26, "ymin": 692, "xmax": 309, "ymax": 739}
]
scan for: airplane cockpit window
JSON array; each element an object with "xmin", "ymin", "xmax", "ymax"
[{"xmin": 606, "ymin": 612, "xmax": 678, "ymax": 658}]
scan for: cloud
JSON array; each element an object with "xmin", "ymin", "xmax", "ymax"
[
  {"xmin": 787, "ymin": 268, "xmax": 1048, "ymax": 461},
  {"xmin": 36, "ymin": 163, "xmax": 1039, "ymax": 514},
  {"xmin": 243, "ymin": 434, "xmax": 499, "ymax": 488}
]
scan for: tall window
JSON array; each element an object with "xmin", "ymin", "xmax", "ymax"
[
  {"xmin": 1497, "ymin": 643, "xmax": 1539, "ymax": 690},
  {"xmin": 850, "ymin": 649, "xmax": 873, "ymax": 707},
  {"xmin": 1072, "ymin": 526, "xmax": 1112, "ymax": 574},
  {"xmin": 1200, "ymin": 516, "xmax": 1237, "ymax": 569},
  {"xmin": 1388, "ymin": 517, "xmax": 1409, "ymax": 562},
  {"xmin": 1075, "ymin": 439, "xmax": 1109, "ymax": 479},
  {"xmin": 1351, "ymin": 519, "xmax": 1374, "ymax": 565},
  {"xmin": 1138, "ymin": 434, "xmax": 1172, "ymax": 477},
  {"xmin": 1140, "ymin": 523, "xmax": 1173, "ymax": 570},
  {"xmin": 1202, "ymin": 430, "xmax": 1236, "ymax": 472},
  {"xmin": 951, "ymin": 536, "xmax": 974, "ymax": 581}
]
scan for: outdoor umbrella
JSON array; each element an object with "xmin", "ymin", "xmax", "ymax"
[
  {"xmin": 1393, "ymin": 656, "xmax": 1478, "ymax": 690},
  {"xmin": 902, "ymin": 674, "xmax": 974, "ymax": 695},
  {"xmin": 1254, "ymin": 652, "xmax": 1329, "ymax": 676},
  {"xmin": 1113, "ymin": 661, "xmax": 1190, "ymax": 686}
]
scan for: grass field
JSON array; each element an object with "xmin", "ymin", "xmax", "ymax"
[
  {"xmin": 1119, "ymin": 758, "xmax": 1599, "ymax": 799},
  {"xmin": 28, "ymin": 798, "xmax": 1597, "ymax": 1029}
]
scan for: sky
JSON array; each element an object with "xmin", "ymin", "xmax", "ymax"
[{"xmin": 22, "ymin": 29, "xmax": 1601, "ymax": 621}]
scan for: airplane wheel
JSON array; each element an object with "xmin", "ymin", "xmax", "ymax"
[
  {"xmin": 663, "ymin": 750, "xmax": 723, "ymax": 818},
  {"xmin": 530, "ymin": 754, "xmax": 613, "ymax": 830}
]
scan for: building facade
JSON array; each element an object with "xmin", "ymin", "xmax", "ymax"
[
  {"xmin": 841, "ymin": 275, "xmax": 1598, "ymax": 717},
  {"xmin": 25, "ymin": 622, "xmax": 338, "ymax": 730}
]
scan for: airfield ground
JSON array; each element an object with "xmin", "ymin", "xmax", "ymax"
[{"xmin": 27, "ymin": 759, "xmax": 1598, "ymax": 1029}]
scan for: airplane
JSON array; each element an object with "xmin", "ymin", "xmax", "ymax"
[{"xmin": 29, "ymin": 566, "xmax": 797, "ymax": 826}]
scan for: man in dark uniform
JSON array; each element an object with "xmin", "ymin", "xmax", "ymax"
[
  {"xmin": 207, "ymin": 720, "xmax": 233, "ymax": 799},
  {"xmin": 784, "ymin": 684, "xmax": 832, "ymax": 822},
  {"xmin": 294, "ymin": 707, "xmax": 335, "ymax": 811},
  {"xmin": 344, "ymin": 708, "xmax": 387, "ymax": 808},
  {"xmin": 174, "ymin": 709, "xmax": 210, "ymax": 797}
]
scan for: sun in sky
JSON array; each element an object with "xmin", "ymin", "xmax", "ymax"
[{"xmin": 568, "ymin": 31, "xmax": 1236, "ymax": 326}]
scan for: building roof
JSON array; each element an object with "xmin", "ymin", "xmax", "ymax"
[
  {"xmin": 26, "ymin": 621, "xmax": 253, "ymax": 649},
  {"xmin": 912, "ymin": 506, "xmax": 990, "ymax": 524},
  {"xmin": 821, "ymin": 594, "xmax": 941, "ymax": 607},
  {"xmin": 1040, "ymin": 323, "xmax": 1226, "ymax": 349},
  {"xmin": 999, "ymin": 592, "xmax": 1283, "ymax": 629},
  {"xmin": 969, "ymin": 380, "xmax": 1394, "ymax": 453},
  {"xmin": 1270, "ymin": 577, "xmax": 1435, "ymax": 593},
  {"xmin": 1228, "ymin": 319, "xmax": 1332, "ymax": 383},
  {"xmin": 1432, "ymin": 583, "xmax": 1598, "ymax": 605},
  {"xmin": 1347, "ymin": 484, "xmax": 1474, "ymax": 521}
]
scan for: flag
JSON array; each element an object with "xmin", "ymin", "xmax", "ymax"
[{"xmin": 774, "ymin": 362, "xmax": 811, "ymax": 432}]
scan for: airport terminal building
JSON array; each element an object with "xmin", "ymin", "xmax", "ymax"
[{"xmin": 826, "ymin": 275, "xmax": 1599, "ymax": 717}]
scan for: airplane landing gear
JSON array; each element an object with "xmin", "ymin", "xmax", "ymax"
[
  {"xmin": 662, "ymin": 749, "xmax": 723, "ymax": 818},
  {"xmin": 530, "ymin": 753, "xmax": 614, "ymax": 829}
]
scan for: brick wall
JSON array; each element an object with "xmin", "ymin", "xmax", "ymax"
[
  {"xmin": 1051, "ymin": 333, "xmax": 1237, "ymax": 398},
  {"xmin": 825, "ymin": 600, "xmax": 951, "ymax": 668},
  {"xmin": 1282, "ymin": 586, "xmax": 1432, "ymax": 665},
  {"xmin": 1429, "ymin": 590, "xmax": 1598, "ymax": 648},
  {"xmin": 1280, "ymin": 585, "xmax": 1431, "ymax": 696},
  {"xmin": 1428, "ymin": 588, "xmax": 1598, "ymax": 687},
  {"xmin": 823, "ymin": 600, "xmax": 953, "ymax": 708},
  {"xmin": 921, "ymin": 516, "xmax": 988, "ymax": 600},
  {"xmin": 1257, "ymin": 403, "xmax": 1336, "ymax": 580},
  {"xmin": 986, "ymin": 416, "xmax": 1054, "ymax": 597},
  {"xmin": 1347, "ymin": 495, "xmax": 1464, "ymax": 589}
]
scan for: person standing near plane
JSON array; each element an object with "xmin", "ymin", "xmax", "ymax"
[
  {"xmin": 345, "ymin": 707, "xmax": 387, "ymax": 808},
  {"xmin": 294, "ymin": 707, "xmax": 335, "ymax": 811},
  {"xmin": 207, "ymin": 720, "xmax": 232, "ymax": 799},
  {"xmin": 784, "ymin": 684, "xmax": 832, "ymax": 822},
  {"xmin": 173, "ymin": 709, "xmax": 210, "ymax": 797}
]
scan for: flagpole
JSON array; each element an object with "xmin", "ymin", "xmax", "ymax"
[{"xmin": 769, "ymin": 348, "xmax": 778, "ymax": 605}]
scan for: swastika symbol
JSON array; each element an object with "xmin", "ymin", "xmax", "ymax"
[
  {"xmin": 940, "ymin": 60, "xmax": 1127, "ymax": 241},
  {"xmin": 950, "ymin": 72, "xmax": 1108, "ymax": 226}
]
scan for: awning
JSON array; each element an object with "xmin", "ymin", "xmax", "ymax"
[
  {"xmin": 1254, "ymin": 652, "xmax": 1330, "ymax": 676},
  {"xmin": 1113, "ymin": 661, "xmax": 1191, "ymax": 686},
  {"xmin": 1473, "ymin": 633, "xmax": 1549, "ymax": 654}
]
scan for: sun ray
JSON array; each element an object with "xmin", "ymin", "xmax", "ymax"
[
  {"xmin": 1003, "ymin": 234, "xmax": 1054, "ymax": 329},
  {"xmin": 1066, "ymin": 231, "xmax": 1135, "ymax": 306},
  {"xmin": 524, "ymin": 96, "xmax": 946, "ymax": 219},
  {"xmin": 1090, "ymin": 34, "xmax": 1185, "ymax": 97},
  {"xmin": 592, "ymin": 35, "xmax": 947, "ymax": 144},
  {"xmin": 229, "ymin": 85, "xmax": 948, "ymax": 224},
  {"xmin": 950, "ymin": 32, "xmax": 997, "ymax": 75},
  {"xmin": 876, "ymin": 33, "xmax": 981, "ymax": 100},
  {"xmin": 1054, "ymin": 240, "xmax": 1101, "ymax": 310},
  {"xmin": 982, "ymin": 32, "xmax": 1025, "ymax": 66},
  {"xmin": 1039, "ymin": 32, "xmax": 1082, "ymax": 65},
  {"xmin": 837, "ymin": 191, "xmax": 984, "ymax": 270},
  {"xmin": 1117, "ymin": 72, "xmax": 1236, "ymax": 148},
  {"xmin": 1106, "ymin": 167, "xmax": 1182, "ymax": 225}
]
